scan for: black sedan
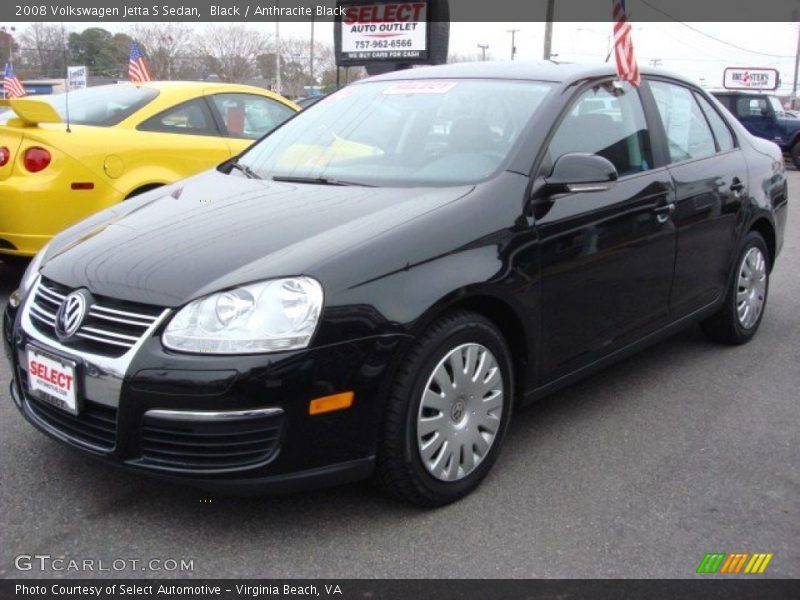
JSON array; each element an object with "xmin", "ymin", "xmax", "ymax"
[{"xmin": 3, "ymin": 62, "xmax": 788, "ymax": 506}]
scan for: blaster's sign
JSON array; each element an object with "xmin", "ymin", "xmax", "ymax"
[
  {"xmin": 723, "ymin": 67, "xmax": 779, "ymax": 91},
  {"xmin": 339, "ymin": 1, "xmax": 429, "ymax": 63}
]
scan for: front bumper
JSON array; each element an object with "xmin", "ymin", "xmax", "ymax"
[{"xmin": 4, "ymin": 294, "xmax": 409, "ymax": 493}]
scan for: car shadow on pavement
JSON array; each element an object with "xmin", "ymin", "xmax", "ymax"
[
  {"xmin": 0, "ymin": 259, "xmax": 26, "ymax": 295},
  {"xmin": 7, "ymin": 319, "xmax": 717, "ymax": 528}
]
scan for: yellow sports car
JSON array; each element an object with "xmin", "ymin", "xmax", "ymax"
[{"xmin": 0, "ymin": 82, "xmax": 298, "ymax": 257}]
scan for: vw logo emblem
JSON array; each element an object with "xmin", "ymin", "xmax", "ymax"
[{"xmin": 55, "ymin": 291, "xmax": 89, "ymax": 340}]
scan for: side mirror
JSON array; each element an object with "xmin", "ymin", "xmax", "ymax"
[{"xmin": 543, "ymin": 153, "xmax": 619, "ymax": 195}]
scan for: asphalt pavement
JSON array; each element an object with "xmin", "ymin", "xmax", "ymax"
[{"xmin": 0, "ymin": 173, "xmax": 798, "ymax": 579}]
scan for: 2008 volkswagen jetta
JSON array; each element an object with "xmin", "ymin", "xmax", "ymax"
[{"xmin": 3, "ymin": 63, "xmax": 787, "ymax": 506}]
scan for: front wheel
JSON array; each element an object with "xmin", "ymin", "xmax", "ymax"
[
  {"xmin": 375, "ymin": 311, "xmax": 514, "ymax": 506},
  {"xmin": 791, "ymin": 143, "xmax": 800, "ymax": 170},
  {"xmin": 701, "ymin": 231, "xmax": 770, "ymax": 345}
]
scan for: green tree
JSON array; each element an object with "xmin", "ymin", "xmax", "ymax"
[
  {"xmin": 68, "ymin": 28, "xmax": 132, "ymax": 78},
  {"xmin": 0, "ymin": 28, "xmax": 20, "ymax": 67}
]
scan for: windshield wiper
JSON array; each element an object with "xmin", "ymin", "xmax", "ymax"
[
  {"xmin": 226, "ymin": 158, "xmax": 262, "ymax": 180},
  {"xmin": 272, "ymin": 175, "xmax": 372, "ymax": 187}
]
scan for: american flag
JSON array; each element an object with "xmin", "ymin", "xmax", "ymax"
[
  {"xmin": 3, "ymin": 63, "xmax": 26, "ymax": 98},
  {"xmin": 128, "ymin": 40, "xmax": 152, "ymax": 83},
  {"xmin": 612, "ymin": 0, "xmax": 640, "ymax": 87}
]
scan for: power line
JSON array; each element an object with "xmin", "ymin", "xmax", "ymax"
[{"xmin": 637, "ymin": 0, "xmax": 794, "ymax": 59}]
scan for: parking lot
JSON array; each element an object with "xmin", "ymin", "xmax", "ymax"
[{"xmin": 1, "ymin": 172, "xmax": 798, "ymax": 579}]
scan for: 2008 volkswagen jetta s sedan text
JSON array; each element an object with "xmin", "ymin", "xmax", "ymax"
[{"xmin": 3, "ymin": 63, "xmax": 788, "ymax": 506}]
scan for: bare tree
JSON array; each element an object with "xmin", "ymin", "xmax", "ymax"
[
  {"xmin": 130, "ymin": 24, "xmax": 193, "ymax": 80},
  {"xmin": 448, "ymin": 52, "xmax": 482, "ymax": 64},
  {"xmin": 18, "ymin": 23, "xmax": 69, "ymax": 78},
  {"xmin": 199, "ymin": 26, "xmax": 269, "ymax": 83},
  {"xmin": 276, "ymin": 38, "xmax": 336, "ymax": 97}
]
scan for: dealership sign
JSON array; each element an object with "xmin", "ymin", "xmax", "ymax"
[
  {"xmin": 67, "ymin": 65, "xmax": 87, "ymax": 90},
  {"xmin": 339, "ymin": 1, "xmax": 429, "ymax": 63},
  {"xmin": 335, "ymin": 0, "xmax": 449, "ymax": 69},
  {"xmin": 723, "ymin": 67, "xmax": 779, "ymax": 91}
]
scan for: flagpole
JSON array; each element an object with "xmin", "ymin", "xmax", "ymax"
[{"xmin": 62, "ymin": 21, "xmax": 71, "ymax": 133}]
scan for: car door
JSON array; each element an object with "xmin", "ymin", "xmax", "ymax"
[
  {"xmin": 535, "ymin": 80, "xmax": 677, "ymax": 382},
  {"xmin": 136, "ymin": 97, "xmax": 232, "ymax": 176},
  {"xmin": 208, "ymin": 92, "xmax": 297, "ymax": 154},
  {"xmin": 647, "ymin": 80, "xmax": 748, "ymax": 317}
]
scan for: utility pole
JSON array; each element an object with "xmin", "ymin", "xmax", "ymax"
[
  {"xmin": 543, "ymin": 0, "xmax": 555, "ymax": 60},
  {"xmin": 477, "ymin": 44, "xmax": 489, "ymax": 61},
  {"xmin": 309, "ymin": 16, "xmax": 315, "ymax": 92},
  {"xmin": 507, "ymin": 29, "xmax": 519, "ymax": 60},
  {"xmin": 649, "ymin": 58, "xmax": 662, "ymax": 67},
  {"xmin": 275, "ymin": 17, "xmax": 282, "ymax": 95},
  {"xmin": 793, "ymin": 18, "xmax": 800, "ymax": 109}
]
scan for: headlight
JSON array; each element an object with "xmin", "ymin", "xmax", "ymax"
[
  {"xmin": 162, "ymin": 277, "xmax": 324, "ymax": 354},
  {"xmin": 10, "ymin": 243, "xmax": 50, "ymax": 307}
]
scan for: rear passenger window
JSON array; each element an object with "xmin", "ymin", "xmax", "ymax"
[
  {"xmin": 695, "ymin": 94, "xmax": 735, "ymax": 152},
  {"xmin": 138, "ymin": 98, "xmax": 218, "ymax": 136},
  {"xmin": 650, "ymin": 81, "xmax": 716, "ymax": 163},
  {"xmin": 548, "ymin": 82, "xmax": 652, "ymax": 177}
]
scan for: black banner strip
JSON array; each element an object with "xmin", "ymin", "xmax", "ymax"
[
  {"xmin": 3, "ymin": 0, "xmax": 800, "ymax": 23},
  {"xmin": 2, "ymin": 579, "xmax": 800, "ymax": 600}
]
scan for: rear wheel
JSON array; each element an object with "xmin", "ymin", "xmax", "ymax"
[
  {"xmin": 701, "ymin": 231, "xmax": 769, "ymax": 345},
  {"xmin": 125, "ymin": 183, "xmax": 163, "ymax": 199},
  {"xmin": 375, "ymin": 311, "xmax": 514, "ymax": 506}
]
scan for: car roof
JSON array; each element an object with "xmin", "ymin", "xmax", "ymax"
[
  {"xmin": 119, "ymin": 81, "xmax": 269, "ymax": 93},
  {"xmin": 710, "ymin": 90, "xmax": 777, "ymax": 96},
  {"xmin": 78, "ymin": 80, "xmax": 288, "ymax": 100},
  {"xmin": 87, "ymin": 81, "xmax": 297, "ymax": 114},
  {"xmin": 363, "ymin": 61, "xmax": 699, "ymax": 88}
]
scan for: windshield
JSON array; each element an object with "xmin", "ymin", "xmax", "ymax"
[
  {"xmin": 768, "ymin": 96, "xmax": 784, "ymax": 114},
  {"xmin": 238, "ymin": 79, "xmax": 554, "ymax": 187},
  {"xmin": 29, "ymin": 85, "xmax": 159, "ymax": 126}
]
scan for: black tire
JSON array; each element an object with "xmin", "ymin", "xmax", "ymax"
[
  {"xmin": 0, "ymin": 255, "xmax": 30, "ymax": 270},
  {"xmin": 701, "ymin": 231, "xmax": 770, "ymax": 345},
  {"xmin": 375, "ymin": 310, "xmax": 514, "ymax": 507},
  {"xmin": 791, "ymin": 143, "xmax": 800, "ymax": 170},
  {"xmin": 125, "ymin": 184, "xmax": 163, "ymax": 200}
]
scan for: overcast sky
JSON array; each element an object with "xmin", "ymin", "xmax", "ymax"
[{"xmin": 14, "ymin": 21, "xmax": 800, "ymax": 93}]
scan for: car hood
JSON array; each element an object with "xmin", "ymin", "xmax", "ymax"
[{"xmin": 42, "ymin": 169, "xmax": 473, "ymax": 307}]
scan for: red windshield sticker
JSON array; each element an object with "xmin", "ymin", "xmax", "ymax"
[{"xmin": 382, "ymin": 81, "xmax": 458, "ymax": 95}]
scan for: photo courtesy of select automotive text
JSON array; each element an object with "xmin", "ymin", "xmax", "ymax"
[{"xmin": 0, "ymin": 0, "xmax": 798, "ymax": 597}]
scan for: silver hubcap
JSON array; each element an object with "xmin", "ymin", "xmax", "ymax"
[
  {"xmin": 737, "ymin": 247, "xmax": 767, "ymax": 329},
  {"xmin": 416, "ymin": 343, "xmax": 504, "ymax": 482}
]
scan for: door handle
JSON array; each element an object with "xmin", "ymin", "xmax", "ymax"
[
  {"xmin": 654, "ymin": 202, "xmax": 675, "ymax": 224},
  {"xmin": 730, "ymin": 178, "xmax": 745, "ymax": 193}
]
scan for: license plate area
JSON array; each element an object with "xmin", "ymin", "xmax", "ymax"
[{"xmin": 25, "ymin": 345, "xmax": 80, "ymax": 415}]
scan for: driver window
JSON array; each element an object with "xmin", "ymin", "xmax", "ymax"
[
  {"xmin": 735, "ymin": 97, "xmax": 768, "ymax": 118},
  {"xmin": 548, "ymin": 82, "xmax": 653, "ymax": 177}
]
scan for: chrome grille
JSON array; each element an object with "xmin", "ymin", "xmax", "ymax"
[{"xmin": 29, "ymin": 278, "xmax": 165, "ymax": 358}]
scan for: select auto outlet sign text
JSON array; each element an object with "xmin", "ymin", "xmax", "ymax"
[{"xmin": 339, "ymin": 1, "xmax": 429, "ymax": 62}]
